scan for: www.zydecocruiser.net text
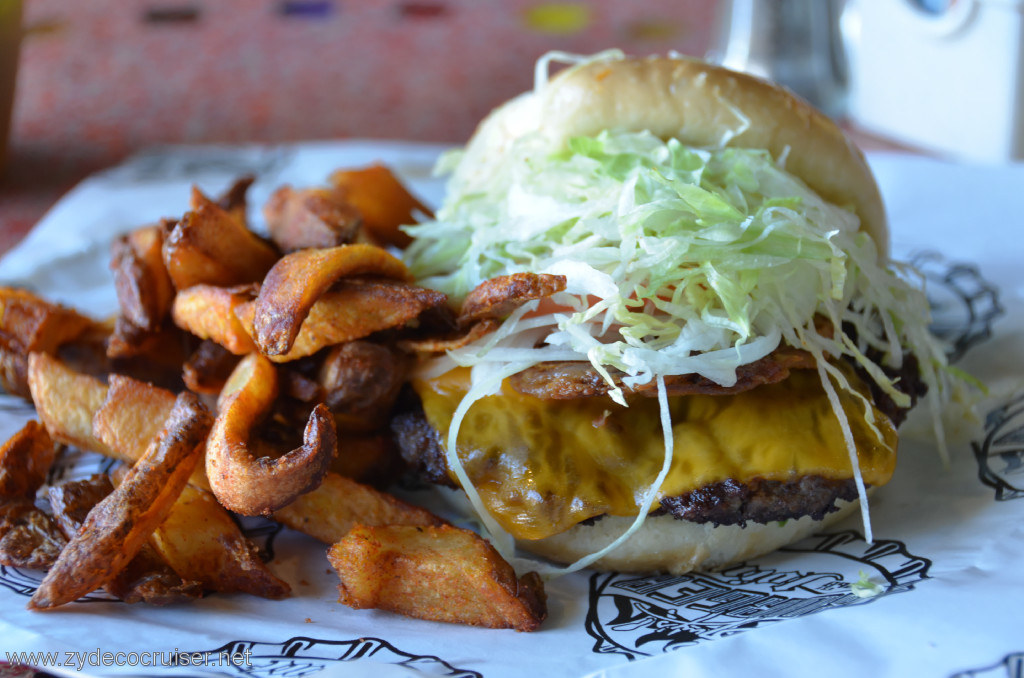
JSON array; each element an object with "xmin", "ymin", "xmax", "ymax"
[{"xmin": 5, "ymin": 649, "xmax": 253, "ymax": 671}]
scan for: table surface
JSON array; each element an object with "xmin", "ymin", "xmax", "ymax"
[{"xmin": 0, "ymin": 0, "xmax": 919, "ymax": 260}]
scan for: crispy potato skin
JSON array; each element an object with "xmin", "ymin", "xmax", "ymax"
[
  {"xmin": 171, "ymin": 284, "xmax": 258, "ymax": 355},
  {"xmin": 264, "ymin": 186, "xmax": 363, "ymax": 252},
  {"xmin": 110, "ymin": 223, "xmax": 175, "ymax": 333},
  {"xmin": 251, "ymin": 245, "xmax": 410, "ymax": 356},
  {"xmin": 328, "ymin": 524, "xmax": 547, "ymax": 631},
  {"xmin": 273, "ymin": 472, "xmax": 444, "ymax": 544},
  {"xmin": 0, "ymin": 420, "xmax": 55, "ymax": 499},
  {"xmin": 49, "ymin": 474, "xmax": 204, "ymax": 605},
  {"xmin": 457, "ymin": 273, "xmax": 567, "ymax": 327},
  {"xmin": 0, "ymin": 501, "xmax": 67, "ymax": 570},
  {"xmin": 29, "ymin": 391, "xmax": 212, "ymax": 610},
  {"xmin": 206, "ymin": 353, "xmax": 337, "ymax": 516},
  {"xmin": 328, "ymin": 164, "xmax": 432, "ymax": 248}
]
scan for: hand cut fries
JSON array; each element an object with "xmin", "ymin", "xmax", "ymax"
[
  {"xmin": 206, "ymin": 353, "xmax": 336, "ymax": 516},
  {"xmin": 171, "ymin": 283, "xmax": 258, "ymax": 355},
  {"xmin": 163, "ymin": 192, "xmax": 278, "ymax": 291},
  {"xmin": 110, "ymin": 223, "xmax": 175, "ymax": 333},
  {"xmin": 264, "ymin": 186, "xmax": 363, "ymax": 252},
  {"xmin": 273, "ymin": 472, "xmax": 444, "ymax": 545},
  {"xmin": 238, "ymin": 279, "xmax": 446, "ymax": 362},
  {"xmin": 329, "ymin": 524, "xmax": 547, "ymax": 631},
  {"xmin": 251, "ymin": 244, "xmax": 410, "ymax": 356},
  {"xmin": 4, "ymin": 165, "xmax": 549, "ymax": 630},
  {"xmin": 29, "ymin": 391, "xmax": 212, "ymax": 610},
  {"xmin": 329, "ymin": 164, "xmax": 432, "ymax": 248},
  {"xmin": 0, "ymin": 420, "xmax": 55, "ymax": 499},
  {"xmin": 48, "ymin": 474, "xmax": 204, "ymax": 605}
]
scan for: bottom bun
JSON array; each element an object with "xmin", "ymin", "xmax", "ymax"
[{"xmin": 517, "ymin": 500, "xmax": 860, "ymax": 575}]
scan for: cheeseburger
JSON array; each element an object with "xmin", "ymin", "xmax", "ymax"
[{"xmin": 394, "ymin": 51, "xmax": 948, "ymax": 575}]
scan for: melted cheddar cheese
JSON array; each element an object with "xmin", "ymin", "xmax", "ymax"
[{"xmin": 415, "ymin": 368, "xmax": 897, "ymax": 540}]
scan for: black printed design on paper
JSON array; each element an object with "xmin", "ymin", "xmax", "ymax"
[
  {"xmin": 46, "ymin": 447, "xmax": 120, "ymax": 487},
  {"xmin": 911, "ymin": 252, "xmax": 1003, "ymax": 362},
  {"xmin": 108, "ymin": 146, "xmax": 295, "ymax": 184},
  {"xmin": 951, "ymin": 651, "xmax": 1024, "ymax": 678},
  {"xmin": 973, "ymin": 394, "xmax": 1024, "ymax": 501},
  {"xmin": 585, "ymin": 530, "xmax": 931, "ymax": 660},
  {"xmin": 179, "ymin": 636, "xmax": 482, "ymax": 678},
  {"xmin": 0, "ymin": 565, "xmax": 116, "ymax": 603}
]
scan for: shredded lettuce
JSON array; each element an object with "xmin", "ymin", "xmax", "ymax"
[{"xmin": 403, "ymin": 95, "xmax": 951, "ymax": 573}]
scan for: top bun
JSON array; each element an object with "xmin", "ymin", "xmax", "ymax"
[{"xmin": 450, "ymin": 53, "xmax": 888, "ymax": 253}]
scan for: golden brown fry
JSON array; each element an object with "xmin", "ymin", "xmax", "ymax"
[
  {"xmin": 206, "ymin": 353, "xmax": 336, "ymax": 516},
  {"xmin": 162, "ymin": 193, "xmax": 279, "ymax": 291},
  {"xmin": 0, "ymin": 501, "xmax": 67, "ymax": 570},
  {"xmin": 0, "ymin": 287, "xmax": 94, "ymax": 354},
  {"xmin": 92, "ymin": 373, "xmax": 212, "ymax": 491},
  {"xmin": 28, "ymin": 390, "xmax": 212, "ymax": 610},
  {"xmin": 328, "ymin": 524, "xmax": 547, "ymax": 631},
  {"xmin": 272, "ymin": 472, "xmax": 444, "ymax": 544},
  {"xmin": 27, "ymin": 352, "xmax": 114, "ymax": 457},
  {"xmin": 110, "ymin": 222, "xmax": 175, "ymax": 332},
  {"xmin": 171, "ymin": 283, "xmax": 259, "ymax": 355},
  {"xmin": 328, "ymin": 164, "xmax": 432, "ymax": 248},
  {"xmin": 238, "ymin": 278, "xmax": 445, "ymax": 363},
  {"xmin": 264, "ymin": 186, "xmax": 363, "ymax": 252},
  {"xmin": 182, "ymin": 339, "xmax": 241, "ymax": 395},
  {"xmin": 48, "ymin": 474, "xmax": 204, "ymax": 605},
  {"xmin": 146, "ymin": 482, "xmax": 291, "ymax": 600},
  {"xmin": 458, "ymin": 273, "xmax": 567, "ymax": 328},
  {"xmin": 0, "ymin": 420, "xmax": 56, "ymax": 500},
  {"xmin": 197, "ymin": 176, "xmax": 254, "ymax": 228},
  {"xmin": 251, "ymin": 245, "xmax": 410, "ymax": 356}
]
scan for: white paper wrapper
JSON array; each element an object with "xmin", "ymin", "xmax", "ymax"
[{"xmin": 0, "ymin": 142, "xmax": 1021, "ymax": 678}]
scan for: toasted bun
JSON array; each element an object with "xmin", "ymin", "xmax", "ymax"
[
  {"xmin": 452, "ymin": 54, "xmax": 888, "ymax": 254},
  {"xmin": 520, "ymin": 500, "xmax": 860, "ymax": 575}
]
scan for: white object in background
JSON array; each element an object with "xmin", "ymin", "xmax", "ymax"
[{"xmin": 846, "ymin": 0, "xmax": 1024, "ymax": 163}]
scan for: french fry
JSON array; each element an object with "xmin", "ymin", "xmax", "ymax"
[
  {"xmin": 206, "ymin": 353, "xmax": 336, "ymax": 516},
  {"xmin": 92, "ymin": 373, "xmax": 211, "ymax": 491},
  {"xmin": 250, "ymin": 244, "xmax": 410, "ymax": 356},
  {"xmin": 162, "ymin": 192, "xmax": 279, "ymax": 291},
  {"xmin": 0, "ymin": 420, "xmax": 56, "ymax": 499},
  {"xmin": 29, "ymin": 390, "xmax": 212, "ymax": 610},
  {"xmin": 195, "ymin": 177, "xmax": 253, "ymax": 228},
  {"xmin": 48, "ymin": 474, "xmax": 204, "ymax": 605},
  {"xmin": 144, "ymin": 481, "xmax": 291, "ymax": 600},
  {"xmin": 328, "ymin": 164, "xmax": 432, "ymax": 248},
  {"xmin": 27, "ymin": 352, "xmax": 114, "ymax": 457},
  {"xmin": 238, "ymin": 278, "xmax": 445, "ymax": 363},
  {"xmin": 273, "ymin": 472, "xmax": 444, "ymax": 544},
  {"xmin": 91, "ymin": 376, "xmax": 292, "ymax": 599},
  {"xmin": 328, "ymin": 524, "xmax": 547, "ymax": 631},
  {"xmin": 264, "ymin": 186, "xmax": 362, "ymax": 252},
  {"xmin": 110, "ymin": 222, "xmax": 175, "ymax": 333},
  {"xmin": 171, "ymin": 283, "xmax": 259, "ymax": 355},
  {"xmin": 0, "ymin": 501, "xmax": 67, "ymax": 570}
]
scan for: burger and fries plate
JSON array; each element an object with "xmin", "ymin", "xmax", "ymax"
[{"xmin": 0, "ymin": 134, "xmax": 1022, "ymax": 677}]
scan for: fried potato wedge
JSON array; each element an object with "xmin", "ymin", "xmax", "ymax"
[
  {"xmin": 29, "ymin": 391, "xmax": 212, "ymax": 610},
  {"xmin": 110, "ymin": 222, "xmax": 175, "ymax": 332},
  {"xmin": 27, "ymin": 353, "xmax": 113, "ymax": 457},
  {"xmin": 397, "ymin": 319, "xmax": 499, "ymax": 354},
  {"xmin": 264, "ymin": 186, "xmax": 362, "ymax": 252},
  {"xmin": 328, "ymin": 164, "xmax": 431, "ymax": 248},
  {"xmin": 458, "ymin": 273, "xmax": 567, "ymax": 327},
  {"xmin": 273, "ymin": 471, "xmax": 443, "ymax": 544},
  {"xmin": 0, "ymin": 287, "xmax": 95, "ymax": 354},
  {"xmin": 206, "ymin": 353, "xmax": 336, "ymax": 516},
  {"xmin": 239, "ymin": 278, "xmax": 445, "ymax": 362},
  {"xmin": 49, "ymin": 474, "xmax": 204, "ymax": 605},
  {"xmin": 0, "ymin": 501, "xmax": 67, "ymax": 570},
  {"xmin": 251, "ymin": 245, "xmax": 410, "ymax": 356},
  {"xmin": 92, "ymin": 373, "xmax": 212, "ymax": 491},
  {"xmin": 171, "ymin": 284, "xmax": 259, "ymax": 355},
  {"xmin": 146, "ymin": 482, "xmax": 291, "ymax": 599},
  {"xmin": 197, "ymin": 176, "xmax": 254, "ymax": 228},
  {"xmin": 162, "ymin": 194, "xmax": 279, "ymax": 291},
  {"xmin": 328, "ymin": 524, "xmax": 547, "ymax": 631},
  {"xmin": 0, "ymin": 420, "xmax": 56, "ymax": 500}
]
